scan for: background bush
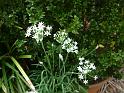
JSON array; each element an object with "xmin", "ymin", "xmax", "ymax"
[{"xmin": 0, "ymin": 0, "xmax": 124, "ymax": 92}]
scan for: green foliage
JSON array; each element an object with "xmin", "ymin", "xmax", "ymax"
[
  {"xmin": 0, "ymin": 40, "xmax": 34, "ymax": 92},
  {"xmin": 0, "ymin": 0, "xmax": 124, "ymax": 92}
]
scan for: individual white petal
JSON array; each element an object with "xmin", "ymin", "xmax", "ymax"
[
  {"xmin": 74, "ymin": 41, "xmax": 78, "ymax": 45},
  {"xmin": 95, "ymin": 45, "xmax": 99, "ymax": 49},
  {"xmin": 74, "ymin": 50, "xmax": 78, "ymax": 54},
  {"xmin": 79, "ymin": 57, "xmax": 85, "ymax": 61},
  {"xmin": 46, "ymin": 26, "xmax": 52, "ymax": 31},
  {"xmin": 73, "ymin": 45, "xmax": 78, "ymax": 50},
  {"xmin": 79, "ymin": 61, "xmax": 83, "ymax": 65},
  {"xmin": 84, "ymin": 60, "xmax": 90, "ymax": 64}
]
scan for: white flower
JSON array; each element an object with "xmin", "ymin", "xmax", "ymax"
[
  {"xmin": 94, "ymin": 75, "xmax": 98, "ymax": 80},
  {"xmin": 79, "ymin": 61, "xmax": 83, "ymax": 65},
  {"xmin": 79, "ymin": 57, "xmax": 85, "ymax": 61},
  {"xmin": 74, "ymin": 41, "xmax": 78, "ymax": 45},
  {"xmin": 64, "ymin": 38, "xmax": 72, "ymax": 44},
  {"xmin": 73, "ymin": 45, "xmax": 78, "ymax": 50},
  {"xmin": 77, "ymin": 66, "xmax": 83, "ymax": 72},
  {"xmin": 44, "ymin": 30, "xmax": 51, "ymax": 36},
  {"xmin": 37, "ymin": 22, "xmax": 45, "ymax": 30},
  {"xmin": 46, "ymin": 26, "xmax": 52, "ymax": 31},
  {"xmin": 25, "ymin": 31, "xmax": 31, "ymax": 37},
  {"xmin": 74, "ymin": 50, "xmax": 78, "ymax": 54},
  {"xmin": 89, "ymin": 63, "xmax": 96, "ymax": 70},
  {"xmin": 62, "ymin": 38, "xmax": 78, "ymax": 54},
  {"xmin": 25, "ymin": 27, "xmax": 32, "ymax": 37},
  {"xmin": 78, "ymin": 74, "xmax": 84, "ymax": 80},
  {"xmin": 84, "ymin": 60, "xmax": 90, "ymax": 64},
  {"xmin": 83, "ymin": 80, "xmax": 88, "ymax": 84},
  {"xmin": 82, "ymin": 69, "xmax": 89, "ymax": 74},
  {"xmin": 54, "ymin": 30, "xmax": 68, "ymax": 43},
  {"xmin": 59, "ymin": 54, "xmax": 63, "ymax": 61},
  {"xmin": 32, "ymin": 30, "xmax": 43, "ymax": 43}
]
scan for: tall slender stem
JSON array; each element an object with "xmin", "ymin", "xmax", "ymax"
[{"xmin": 41, "ymin": 42, "xmax": 52, "ymax": 73}]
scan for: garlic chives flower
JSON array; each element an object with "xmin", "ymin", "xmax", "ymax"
[
  {"xmin": 77, "ymin": 66, "xmax": 83, "ymax": 72},
  {"xmin": 77, "ymin": 57, "xmax": 97, "ymax": 84},
  {"xmin": 46, "ymin": 25, "xmax": 52, "ymax": 31},
  {"xmin": 25, "ymin": 21, "xmax": 52, "ymax": 43},
  {"xmin": 37, "ymin": 22, "xmax": 45, "ymax": 30},
  {"xmin": 94, "ymin": 75, "xmax": 98, "ymax": 80},
  {"xmin": 44, "ymin": 30, "xmax": 51, "ymax": 36},
  {"xmin": 62, "ymin": 38, "xmax": 78, "ymax": 54},
  {"xmin": 83, "ymin": 80, "xmax": 88, "ymax": 84},
  {"xmin": 78, "ymin": 74, "xmax": 84, "ymax": 80},
  {"xmin": 25, "ymin": 27, "xmax": 32, "ymax": 37},
  {"xmin": 54, "ymin": 29, "xmax": 68, "ymax": 44}
]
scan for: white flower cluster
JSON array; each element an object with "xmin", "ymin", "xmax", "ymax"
[
  {"xmin": 54, "ymin": 30, "xmax": 78, "ymax": 54},
  {"xmin": 25, "ymin": 22, "xmax": 52, "ymax": 43},
  {"xmin": 62, "ymin": 38, "xmax": 78, "ymax": 54},
  {"xmin": 77, "ymin": 57, "xmax": 98, "ymax": 84},
  {"xmin": 54, "ymin": 29, "xmax": 68, "ymax": 44}
]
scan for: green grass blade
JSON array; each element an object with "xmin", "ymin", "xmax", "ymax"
[
  {"xmin": 10, "ymin": 57, "xmax": 35, "ymax": 91},
  {"xmin": 9, "ymin": 80, "xmax": 14, "ymax": 93},
  {"xmin": 2, "ymin": 65, "xmax": 9, "ymax": 93},
  {"xmin": 2, "ymin": 83, "xmax": 7, "ymax": 93}
]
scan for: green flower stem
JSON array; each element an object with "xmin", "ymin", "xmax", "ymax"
[
  {"xmin": 84, "ymin": 47, "xmax": 97, "ymax": 57},
  {"xmin": 52, "ymin": 44, "xmax": 55, "ymax": 74},
  {"xmin": 60, "ymin": 53, "xmax": 69, "ymax": 74},
  {"xmin": 59, "ymin": 47, "xmax": 62, "ymax": 73},
  {"xmin": 41, "ymin": 42, "xmax": 52, "ymax": 73}
]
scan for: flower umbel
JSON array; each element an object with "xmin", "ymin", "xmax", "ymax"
[
  {"xmin": 62, "ymin": 38, "xmax": 78, "ymax": 54},
  {"xmin": 54, "ymin": 29, "xmax": 68, "ymax": 44},
  {"xmin": 25, "ymin": 22, "xmax": 52, "ymax": 43},
  {"xmin": 77, "ymin": 57, "xmax": 97, "ymax": 84}
]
